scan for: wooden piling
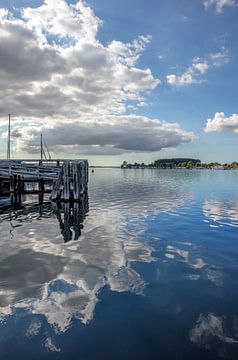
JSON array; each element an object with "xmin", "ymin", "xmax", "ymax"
[
  {"xmin": 51, "ymin": 167, "xmax": 63, "ymax": 202},
  {"xmin": 63, "ymin": 161, "xmax": 70, "ymax": 202},
  {"xmin": 0, "ymin": 159, "xmax": 88, "ymax": 203}
]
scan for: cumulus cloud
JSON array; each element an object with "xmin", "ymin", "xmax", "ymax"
[
  {"xmin": 22, "ymin": 0, "xmax": 101, "ymax": 42},
  {"xmin": 13, "ymin": 115, "xmax": 196, "ymax": 155},
  {"xmin": 205, "ymin": 112, "xmax": 238, "ymax": 133},
  {"xmin": 167, "ymin": 48, "xmax": 229, "ymax": 86},
  {"xmin": 204, "ymin": 0, "xmax": 236, "ymax": 13},
  {"xmin": 0, "ymin": 1, "xmax": 159, "ymax": 119},
  {"xmin": 0, "ymin": 0, "xmax": 196, "ymax": 155}
]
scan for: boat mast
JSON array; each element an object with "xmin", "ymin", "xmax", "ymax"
[
  {"xmin": 7, "ymin": 113, "xmax": 11, "ymax": 161},
  {"xmin": 40, "ymin": 133, "xmax": 43, "ymax": 162}
]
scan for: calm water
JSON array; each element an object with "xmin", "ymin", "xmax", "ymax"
[{"xmin": 0, "ymin": 169, "xmax": 238, "ymax": 360}]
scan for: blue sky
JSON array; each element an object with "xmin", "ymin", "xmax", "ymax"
[{"xmin": 0, "ymin": 0, "xmax": 237, "ymax": 164}]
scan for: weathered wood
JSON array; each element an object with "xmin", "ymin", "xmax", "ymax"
[
  {"xmin": 51, "ymin": 167, "xmax": 63, "ymax": 202},
  {"xmin": 63, "ymin": 161, "xmax": 70, "ymax": 202},
  {"xmin": 39, "ymin": 178, "xmax": 44, "ymax": 193},
  {"xmin": 73, "ymin": 161, "xmax": 83, "ymax": 202},
  {"xmin": 10, "ymin": 176, "xmax": 13, "ymax": 193},
  {"xmin": 0, "ymin": 159, "xmax": 88, "ymax": 202}
]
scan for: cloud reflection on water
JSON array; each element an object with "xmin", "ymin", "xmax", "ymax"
[
  {"xmin": 0, "ymin": 201, "xmax": 155, "ymax": 333},
  {"xmin": 191, "ymin": 313, "xmax": 238, "ymax": 357},
  {"xmin": 0, "ymin": 170, "xmax": 194, "ymax": 337},
  {"xmin": 203, "ymin": 200, "xmax": 238, "ymax": 227},
  {"xmin": 164, "ymin": 243, "xmax": 224, "ymax": 287}
]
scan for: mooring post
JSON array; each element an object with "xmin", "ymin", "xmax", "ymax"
[
  {"xmin": 39, "ymin": 192, "xmax": 44, "ymax": 205},
  {"xmin": 9, "ymin": 175, "xmax": 13, "ymax": 204},
  {"xmin": 78, "ymin": 162, "xmax": 83, "ymax": 193},
  {"xmin": 10, "ymin": 177, "xmax": 13, "ymax": 194},
  {"xmin": 12, "ymin": 175, "xmax": 17, "ymax": 203},
  {"xmin": 38, "ymin": 177, "xmax": 45, "ymax": 205},
  {"xmin": 20, "ymin": 178, "xmax": 25, "ymax": 193},
  {"xmin": 63, "ymin": 161, "xmax": 70, "ymax": 202},
  {"xmin": 39, "ymin": 178, "xmax": 44, "ymax": 193},
  {"xmin": 72, "ymin": 161, "xmax": 80, "ymax": 202},
  {"xmin": 16, "ymin": 175, "xmax": 22, "ymax": 204},
  {"xmin": 86, "ymin": 161, "xmax": 89, "ymax": 189},
  {"xmin": 72, "ymin": 161, "xmax": 77, "ymax": 201},
  {"xmin": 51, "ymin": 166, "xmax": 63, "ymax": 202},
  {"xmin": 81, "ymin": 161, "xmax": 87, "ymax": 193},
  {"xmin": 77, "ymin": 162, "xmax": 81, "ymax": 200},
  {"xmin": 17, "ymin": 175, "xmax": 20, "ymax": 194}
]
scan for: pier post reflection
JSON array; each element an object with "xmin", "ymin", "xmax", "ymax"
[
  {"xmin": 52, "ymin": 193, "xmax": 89, "ymax": 242},
  {"xmin": 1, "ymin": 192, "xmax": 89, "ymax": 243}
]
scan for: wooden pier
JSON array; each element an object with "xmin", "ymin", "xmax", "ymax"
[{"xmin": 0, "ymin": 159, "xmax": 88, "ymax": 203}]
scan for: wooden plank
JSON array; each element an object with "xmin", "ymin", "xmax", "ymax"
[{"xmin": 51, "ymin": 167, "xmax": 63, "ymax": 201}]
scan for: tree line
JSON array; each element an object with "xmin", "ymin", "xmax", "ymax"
[{"xmin": 121, "ymin": 158, "xmax": 238, "ymax": 169}]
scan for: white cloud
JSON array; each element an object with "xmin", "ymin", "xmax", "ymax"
[
  {"xmin": 0, "ymin": 8, "xmax": 8, "ymax": 19},
  {"xmin": 210, "ymin": 48, "xmax": 229, "ymax": 66},
  {"xmin": 167, "ymin": 69, "xmax": 195, "ymax": 86},
  {"xmin": 12, "ymin": 115, "xmax": 196, "ymax": 155},
  {"xmin": 0, "ymin": 0, "xmax": 196, "ymax": 155},
  {"xmin": 205, "ymin": 112, "xmax": 238, "ymax": 133},
  {"xmin": 22, "ymin": 0, "xmax": 101, "ymax": 43},
  {"xmin": 192, "ymin": 62, "xmax": 209, "ymax": 74},
  {"xmin": 167, "ymin": 48, "xmax": 229, "ymax": 86},
  {"xmin": 204, "ymin": 0, "xmax": 236, "ymax": 13},
  {"xmin": 108, "ymin": 35, "xmax": 152, "ymax": 67},
  {"xmin": 0, "ymin": 4, "xmax": 158, "ymax": 118}
]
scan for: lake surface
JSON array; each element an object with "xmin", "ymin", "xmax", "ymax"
[{"xmin": 0, "ymin": 169, "xmax": 238, "ymax": 359}]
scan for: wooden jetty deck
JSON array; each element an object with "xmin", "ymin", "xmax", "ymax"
[{"xmin": 0, "ymin": 159, "xmax": 88, "ymax": 203}]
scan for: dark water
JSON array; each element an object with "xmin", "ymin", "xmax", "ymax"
[{"xmin": 0, "ymin": 169, "xmax": 238, "ymax": 360}]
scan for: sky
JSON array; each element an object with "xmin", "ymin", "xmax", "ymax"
[{"xmin": 0, "ymin": 0, "xmax": 237, "ymax": 165}]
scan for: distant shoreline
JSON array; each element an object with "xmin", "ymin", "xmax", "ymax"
[{"xmin": 89, "ymin": 166, "xmax": 238, "ymax": 170}]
